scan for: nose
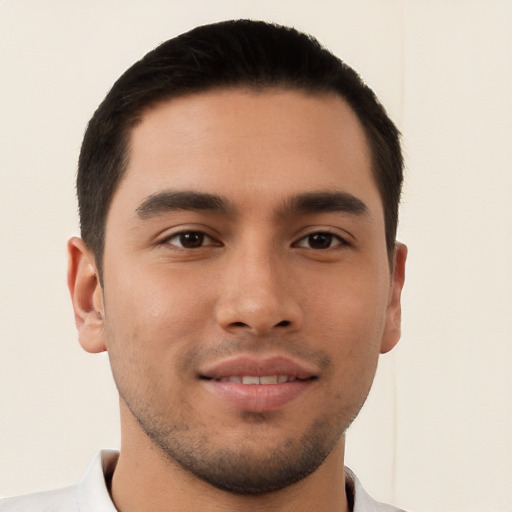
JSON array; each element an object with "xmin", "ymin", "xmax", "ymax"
[{"xmin": 215, "ymin": 248, "xmax": 303, "ymax": 336}]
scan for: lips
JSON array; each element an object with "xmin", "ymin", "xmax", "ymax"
[
  {"xmin": 214, "ymin": 375, "xmax": 297, "ymax": 384},
  {"xmin": 199, "ymin": 355, "xmax": 318, "ymax": 412}
]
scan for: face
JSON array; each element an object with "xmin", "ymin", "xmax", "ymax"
[{"xmin": 69, "ymin": 88, "xmax": 406, "ymax": 495}]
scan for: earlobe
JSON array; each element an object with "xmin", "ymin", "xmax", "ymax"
[
  {"xmin": 380, "ymin": 242, "xmax": 407, "ymax": 354},
  {"xmin": 67, "ymin": 237, "xmax": 106, "ymax": 353}
]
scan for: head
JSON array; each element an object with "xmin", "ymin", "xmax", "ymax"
[
  {"xmin": 69, "ymin": 20, "xmax": 406, "ymax": 498},
  {"xmin": 77, "ymin": 19, "xmax": 403, "ymax": 278}
]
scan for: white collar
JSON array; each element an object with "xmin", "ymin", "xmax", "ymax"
[{"xmin": 77, "ymin": 450, "xmax": 404, "ymax": 512}]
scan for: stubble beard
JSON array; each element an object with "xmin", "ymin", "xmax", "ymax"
[
  {"xmin": 124, "ymin": 397, "xmax": 360, "ymax": 496},
  {"xmin": 106, "ymin": 318, "xmax": 372, "ymax": 496}
]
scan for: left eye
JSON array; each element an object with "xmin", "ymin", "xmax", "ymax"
[
  {"xmin": 165, "ymin": 231, "xmax": 216, "ymax": 249},
  {"xmin": 295, "ymin": 232, "xmax": 344, "ymax": 250}
]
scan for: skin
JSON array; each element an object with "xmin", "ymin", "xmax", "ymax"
[{"xmin": 68, "ymin": 88, "xmax": 406, "ymax": 512}]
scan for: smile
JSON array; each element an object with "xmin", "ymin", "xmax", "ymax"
[
  {"xmin": 198, "ymin": 354, "xmax": 319, "ymax": 381},
  {"xmin": 198, "ymin": 355, "xmax": 319, "ymax": 412},
  {"xmin": 212, "ymin": 375, "xmax": 300, "ymax": 384}
]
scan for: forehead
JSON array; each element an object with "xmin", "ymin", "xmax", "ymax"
[{"xmin": 114, "ymin": 87, "xmax": 380, "ymax": 218}]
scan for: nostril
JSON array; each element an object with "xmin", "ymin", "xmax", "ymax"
[{"xmin": 276, "ymin": 320, "xmax": 291, "ymax": 327}]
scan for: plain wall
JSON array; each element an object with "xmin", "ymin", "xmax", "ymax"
[{"xmin": 1, "ymin": 1, "xmax": 511, "ymax": 510}]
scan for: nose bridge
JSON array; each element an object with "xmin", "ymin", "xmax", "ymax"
[
  {"xmin": 216, "ymin": 238, "xmax": 302, "ymax": 334},
  {"xmin": 241, "ymin": 248, "xmax": 281, "ymax": 307}
]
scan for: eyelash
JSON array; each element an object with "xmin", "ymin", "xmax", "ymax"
[
  {"xmin": 293, "ymin": 231, "xmax": 348, "ymax": 250},
  {"xmin": 163, "ymin": 231, "xmax": 220, "ymax": 249},
  {"xmin": 161, "ymin": 230, "xmax": 349, "ymax": 251}
]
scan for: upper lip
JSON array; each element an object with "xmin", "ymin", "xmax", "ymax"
[{"xmin": 198, "ymin": 355, "xmax": 319, "ymax": 380}]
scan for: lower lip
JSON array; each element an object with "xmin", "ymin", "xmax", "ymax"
[{"xmin": 202, "ymin": 379, "xmax": 313, "ymax": 412}]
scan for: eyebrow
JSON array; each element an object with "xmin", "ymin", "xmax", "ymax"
[
  {"xmin": 135, "ymin": 189, "xmax": 369, "ymax": 220},
  {"xmin": 279, "ymin": 191, "xmax": 369, "ymax": 218},
  {"xmin": 136, "ymin": 190, "xmax": 231, "ymax": 219}
]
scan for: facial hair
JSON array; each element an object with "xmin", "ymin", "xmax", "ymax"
[
  {"xmin": 110, "ymin": 333, "xmax": 373, "ymax": 496},
  {"xmin": 127, "ymin": 403, "xmax": 353, "ymax": 495}
]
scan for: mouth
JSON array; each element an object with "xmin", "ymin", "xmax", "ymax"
[
  {"xmin": 206, "ymin": 375, "xmax": 308, "ymax": 384},
  {"xmin": 198, "ymin": 356, "xmax": 318, "ymax": 412}
]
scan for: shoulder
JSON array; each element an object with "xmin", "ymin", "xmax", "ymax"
[
  {"xmin": 1, "ymin": 485, "xmax": 78, "ymax": 511},
  {"xmin": 0, "ymin": 450, "xmax": 118, "ymax": 512},
  {"xmin": 345, "ymin": 467, "xmax": 407, "ymax": 512}
]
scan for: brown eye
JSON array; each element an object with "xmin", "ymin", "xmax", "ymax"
[
  {"xmin": 179, "ymin": 232, "xmax": 204, "ymax": 248},
  {"xmin": 166, "ymin": 231, "xmax": 213, "ymax": 248},
  {"xmin": 308, "ymin": 233, "xmax": 333, "ymax": 249},
  {"xmin": 295, "ymin": 232, "xmax": 343, "ymax": 250}
]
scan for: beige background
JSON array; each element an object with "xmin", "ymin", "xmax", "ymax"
[{"xmin": 1, "ymin": 1, "xmax": 511, "ymax": 510}]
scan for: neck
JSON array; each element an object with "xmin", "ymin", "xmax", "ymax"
[{"xmin": 110, "ymin": 406, "xmax": 349, "ymax": 512}]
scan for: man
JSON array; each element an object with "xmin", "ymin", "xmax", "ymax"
[{"xmin": 2, "ymin": 19, "xmax": 407, "ymax": 512}]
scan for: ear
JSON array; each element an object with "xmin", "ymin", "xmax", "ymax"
[
  {"xmin": 380, "ymin": 242, "xmax": 407, "ymax": 354},
  {"xmin": 67, "ymin": 237, "xmax": 106, "ymax": 353}
]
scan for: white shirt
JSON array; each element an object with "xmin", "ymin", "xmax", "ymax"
[{"xmin": 0, "ymin": 451, "xmax": 406, "ymax": 511}]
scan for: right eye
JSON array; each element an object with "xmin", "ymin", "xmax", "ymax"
[{"xmin": 164, "ymin": 231, "xmax": 217, "ymax": 249}]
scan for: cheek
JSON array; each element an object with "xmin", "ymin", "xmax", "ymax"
[
  {"xmin": 105, "ymin": 264, "xmax": 214, "ymax": 336},
  {"xmin": 311, "ymin": 271, "xmax": 389, "ymax": 343},
  {"xmin": 309, "ymin": 272, "xmax": 389, "ymax": 390},
  {"xmin": 101, "ymin": 269, "xmax": 216, "ymax": 389}
]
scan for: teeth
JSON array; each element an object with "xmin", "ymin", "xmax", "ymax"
[
  {"xmin": 242, "ymin": 376, "xmax": 260, "ymax": 385},
  {"xmin": 219, "ymin": 376, "xmax": 242, "ymax": 383},
  {"xmin": 260, "ymin": 375, "xmax": 278, "ymax": 384},
  {"xmin": 217, "ymin": 375, "xmax": 295, "ymax": 385}
]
